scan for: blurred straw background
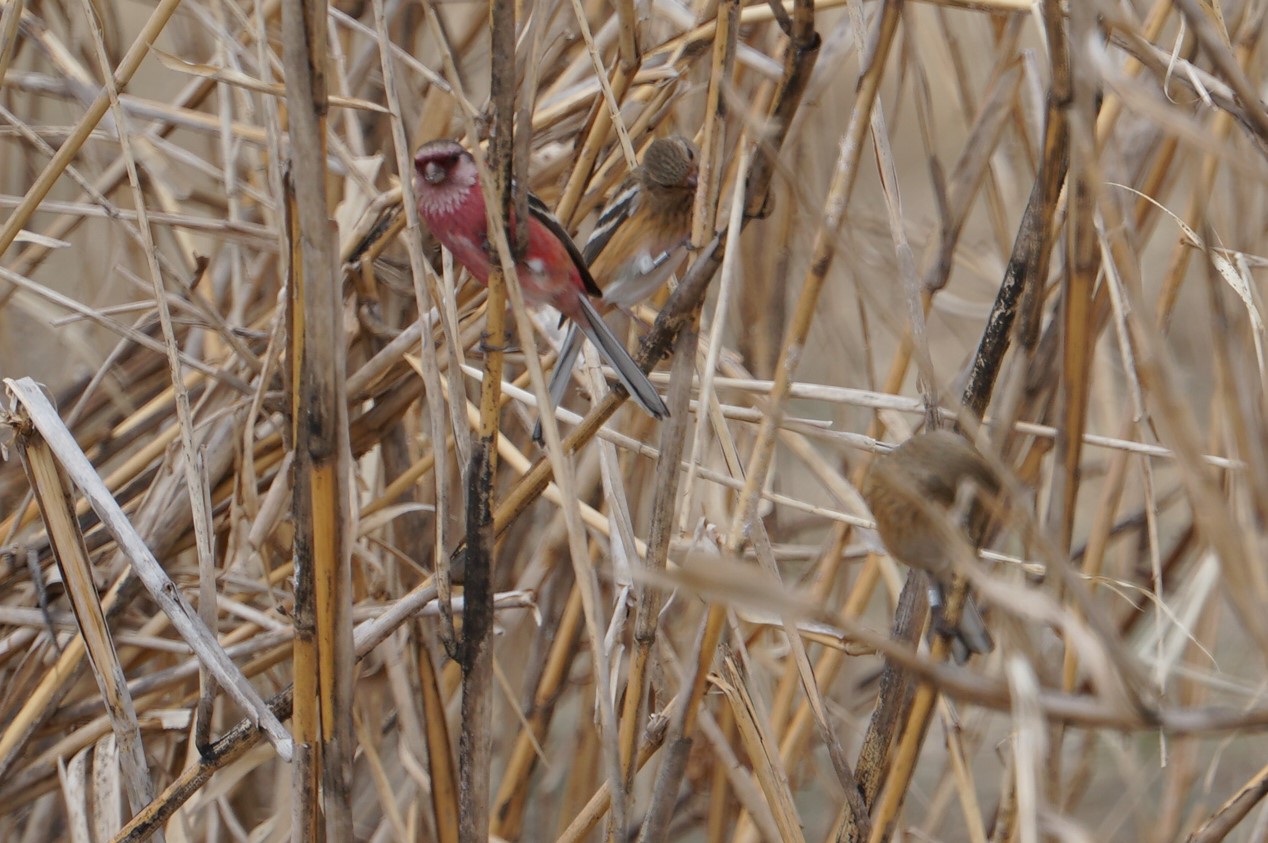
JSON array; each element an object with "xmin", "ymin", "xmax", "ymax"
[{"xmin": 1, "ymin": 0, "xmax": 1268, "ymax": 839}]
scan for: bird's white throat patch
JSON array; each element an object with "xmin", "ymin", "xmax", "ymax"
[{"xmin": 417, "ymin": 181, "xmax": 470, "ymax": 218}]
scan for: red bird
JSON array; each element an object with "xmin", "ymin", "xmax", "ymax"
[{"xmin": 413, "ymin": 139, "xmax": 668, "ymax": 421}]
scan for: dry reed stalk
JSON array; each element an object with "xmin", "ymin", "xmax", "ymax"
[
  {"xmin": 279, "ymin": 0, "xmax": 356, "ymax": 833},
  {"xmin": 715, "ymin": 651, "xmax": 805, "ymax": 843}
]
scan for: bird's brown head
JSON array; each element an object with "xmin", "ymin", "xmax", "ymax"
[{"xmin": 642, "ymin": 136, "xmax": 699, "ymax": 191}]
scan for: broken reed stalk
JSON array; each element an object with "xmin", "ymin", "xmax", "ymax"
[{"xmin": 11, "ymin": 417, "xmax": 155, "ymax": 819}]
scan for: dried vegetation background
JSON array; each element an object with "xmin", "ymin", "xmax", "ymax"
[{"xmin": 1, "ymin": 0, "xmax": 1267, "ymax": 840}]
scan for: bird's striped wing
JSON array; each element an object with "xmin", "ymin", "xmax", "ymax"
[{"xmin": 581, "ymin": 178, "xmax": 641, "ymax": 265}]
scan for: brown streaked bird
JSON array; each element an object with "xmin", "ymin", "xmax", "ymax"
[
  {"xmin": 861, "ymin": 429, "xmax": 999, "ymax": 662},
  {"xmin": 535, "ymin": 135, "xmax": 698, "ymax": 441}
]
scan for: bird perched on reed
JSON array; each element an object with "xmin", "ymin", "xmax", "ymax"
[
  {"xmin": 412, "ymin": 139, "xmax": 669, "ymax": 422},
  {"xmin": 861, "ymin": 429, "xmax": 1000, "ymax": 662},
  {"xmin": 534, "ymin": 135, "xmax": 698, "ymax": 441}
]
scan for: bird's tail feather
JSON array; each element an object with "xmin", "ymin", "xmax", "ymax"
[
  {"xmin": 533, "ymin": 324, "xmax": 584, "ymax": 443},
  {"xmin": 549, "ymin": 325, "xmax": 583, "ymax": 416},
  {"xmin": 931, "ymin": 582, "xmax": 993, "ymax": 664},
  {"xmin": 572, "ymin": 296, "xmax": 668, "ymax": 420}
]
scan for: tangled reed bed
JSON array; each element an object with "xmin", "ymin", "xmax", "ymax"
[{"xmin": 1, "ymin": 0, "xmax": 1268, "ymax": 840}]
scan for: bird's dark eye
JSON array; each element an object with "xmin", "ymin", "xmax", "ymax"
[{"xmin": 424, "ymin": 160, "xmax": 448, "ymax": 184}]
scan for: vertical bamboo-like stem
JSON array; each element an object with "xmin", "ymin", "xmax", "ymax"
[
  {"xmin": 690, "ymin": 0, "xmax": 734, "ymax": 247},
  {"xmin": 1043, "ymin": 0, "xmax": 1092, "ymax": 809},
  {"xmin": 283, "ymin": 0, "xmax": 354, "ymax": 835},
  {"xmin": 1046, "ymin": 0, "xmax": 1098, "ymax": 571},
  {"xmin": 615, "ymin": 0, "xmax": 738, "ymax": 824},
  {"xmin": 629, "ymin": 4, "xmax": 737, "ymax": 839},
  {"xmin": 618, "ymin": 320, "xmax": 699, "ymax": 793},
  {"xmin": 913, "ymin": 10, "xmax": 1069, "ymax": 817},
  {"xmin": 457, "ymin": 168, "xmax": 503, "ymax": 843},
  {"xmin": 1061, "ymin": 0, "xmax": 1187, "ymax": 697},
  {"xmin": 634, "ymin": 5, "xmax": 821, "ymax": 842},
  {"xmin": 455, "ymin": 0, "xmax": 516, "ymax": 838}
]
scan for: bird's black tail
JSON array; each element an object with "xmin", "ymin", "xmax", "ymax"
[
  {"xmin": 931, "ymin": 582, "xmax": 994, "ymax": 664},
  {"xmin": 533, "ymin": 324, "xmax": 584, "ymax": 443},
  {"xmin": 570, "ymin": 296, "xmax": 668, "ymax": 421}
]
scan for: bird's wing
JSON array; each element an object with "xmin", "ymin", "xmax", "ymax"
[
  {"xmin": 527, "ymin": 191, "xmax": 602, "ymax": 297},
  {"xmin": 582, "ymin": 177, "xmax": 642, "ymax": 265}
]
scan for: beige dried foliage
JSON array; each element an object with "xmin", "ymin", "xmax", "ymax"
[{"xmin": 0, "ymin": 0, "xmax": 1267, "ymax": 841}]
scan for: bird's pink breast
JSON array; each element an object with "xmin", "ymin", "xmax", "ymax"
[
  {"xmin": 418, "ymin": 182, "xmax": 587, "ymax": 318},
  {"xmin": 418, "ymin": 183, "xmax": 494, "ymax": 285}
]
